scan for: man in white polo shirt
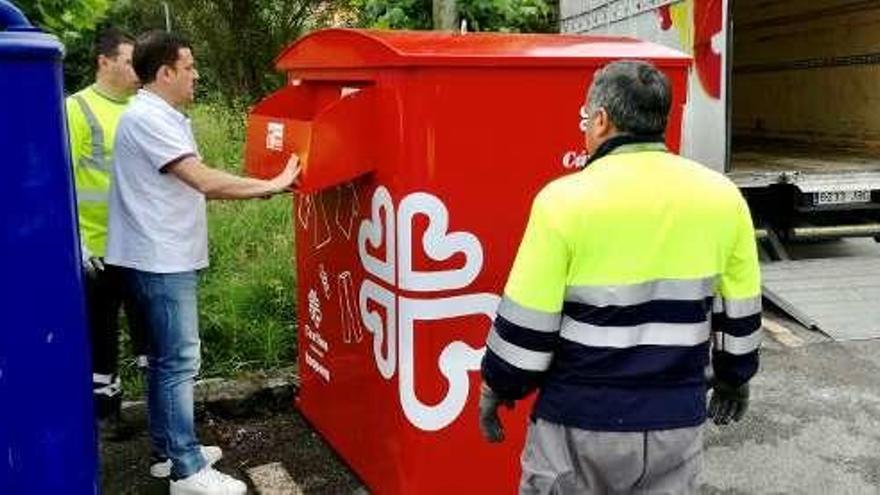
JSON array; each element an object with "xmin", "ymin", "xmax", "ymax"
[{"xmin": 106, "ymin": 30, "xmax": 299, "ymax": 495}]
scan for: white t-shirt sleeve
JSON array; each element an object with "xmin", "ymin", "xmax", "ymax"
[{"xmin": 130, "ymin": 112, "xmax": 197, "ymax": 172}]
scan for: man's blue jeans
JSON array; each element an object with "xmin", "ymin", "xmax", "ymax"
[{"xmin": 126, "ymin": 269, "xmax": 207, "ymax": 479}]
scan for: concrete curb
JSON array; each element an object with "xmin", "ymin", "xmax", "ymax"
[{"xmin": 120, "ymin": 366, "xmax": 299, "ymax": 424}]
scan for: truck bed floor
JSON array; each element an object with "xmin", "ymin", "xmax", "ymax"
[{"xmin": 731, "ymin": 140, "xmax": 880, "ymax": 174}]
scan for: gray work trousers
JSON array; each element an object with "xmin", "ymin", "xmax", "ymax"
[{"xmin": 520, "ymin": 419, "xmax": 703, "ymax": 495}]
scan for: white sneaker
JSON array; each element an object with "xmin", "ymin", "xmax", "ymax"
[
  {"xmin": 150, "ymin": 445, "xmax": 223, "ymax": 479},
  {"xmin": 169, "ymin": 466, "xmax": 247, "ymax": 495}
]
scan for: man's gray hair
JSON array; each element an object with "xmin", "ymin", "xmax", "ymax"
[{"xmin": 586, "ymin": 60, "xmax": 672, "ymax": 136}]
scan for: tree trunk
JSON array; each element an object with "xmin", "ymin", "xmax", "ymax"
[
  {"xmin": 229, "ymin": 0, "xmax": 258, "ymax": 98},
  {"xmin": 433, "ymin": 0, "xmax": 458, "ymax": 31}
]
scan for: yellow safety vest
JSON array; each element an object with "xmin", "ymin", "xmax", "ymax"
[
  {"xmin": 482, "ymin": 141, "xmax": 762, "ymax": 431},
  {"xmin": 503, "ymin": 142, "xmax": 761, "ymax": 312},
  {"xmin": 66, "ymin": 85, "xmax": 130, "ymax": 257}
]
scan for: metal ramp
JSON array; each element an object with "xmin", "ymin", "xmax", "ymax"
[{"xmin": 761, "ymin": 256, "xmax": 880, "ymax": 341}]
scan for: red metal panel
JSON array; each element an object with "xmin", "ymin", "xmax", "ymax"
[{"xmin": 245, "ymin": 82, "xmax": 380, "ymax": 192}]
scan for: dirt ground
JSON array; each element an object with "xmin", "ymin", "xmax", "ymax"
[{"xmin": 101, "ymin": 398, "xmax": 364, "ymax": 494}]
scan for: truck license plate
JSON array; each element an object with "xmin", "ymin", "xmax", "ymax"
[{"xmin": 814, "ymin": 190, "xmax": 872, "ymax": 205}]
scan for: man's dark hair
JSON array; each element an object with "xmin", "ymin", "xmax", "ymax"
[
  {"xmin": 93, "ymin": 27, "xmax": 134, "ymax": 67},
  {"xmin": 133, "ymin": 30, "xmax": 192, "ymax": 85},
  {"xmin": 586, "ymin": 60, "xmax": 672, "ymax": 136}
]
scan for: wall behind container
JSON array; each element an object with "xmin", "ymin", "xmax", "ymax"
[{"xmin": 732, "ymin": 0, "xmax": 880, "ymax": 149}]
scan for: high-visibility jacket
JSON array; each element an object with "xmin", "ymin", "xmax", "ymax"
[
  {"xmin": 482, "ymin": 138, "xmax": 762, "ymax": 432},
  {"xmin": 66, "ymin": 85, "xmax": 130, "ymax": 257}
]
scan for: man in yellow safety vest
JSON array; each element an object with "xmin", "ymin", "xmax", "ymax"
[
  {"xmin": 479, "ymin": 61, "xmax": 762, "ymax": 494},
  {"xmin": 66, "ymin": 27, "xmax": 143, "ymax": 438}
]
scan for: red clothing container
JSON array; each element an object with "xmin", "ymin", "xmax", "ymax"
[{"xmin": 244, "ymin": 29, "xmax": 689, "ymax": 494}]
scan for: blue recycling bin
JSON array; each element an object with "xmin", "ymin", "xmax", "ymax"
[{"xmin": 0, "ymin": 1, "xmax": 98, "ymax": 493}]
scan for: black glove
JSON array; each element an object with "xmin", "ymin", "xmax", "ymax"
[
  {"xmin": 478, "ymin": 383, "xmax": 514, "ymax": 443},
  {"xmin": 708, "ymin": 381, "xmax": 749, "ymax": 425}
]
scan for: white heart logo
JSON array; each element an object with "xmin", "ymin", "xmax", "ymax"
[
  {"xmin": 398, "ymin": 293, "xmax": 499, "ymax": 431},
  {"xmin": 397, "ymin": 192, "xmax": 483, "ymax": 292},
  {"xmin": 357, "ymin": 186, "xmax": 395, "ymax": 285},
  {"xmin": 359, "ymin": 279, "xmax": 397, "ymax": 380},
  {"xmin": 357, "ymin": 186, "xmax": 499, "ymax": 432}
]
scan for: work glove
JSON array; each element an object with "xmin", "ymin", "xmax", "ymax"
[
  {"xmin": 80, "ymin": 241, "xmax": 104, "ymax": 279},
  {"xmin": 84, "ymin": 256, "xmax": 105, "ymax": 279},
  {"xmin": 708, "ymin": 381, "xmax": 750, "ymax": 425},
  {"xmin": 478, "ymin": 383, "xmax": 514, "ymax": 443}
]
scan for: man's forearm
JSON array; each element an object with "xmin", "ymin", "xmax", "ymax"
[
  {"xmin": 481, "ymin": 347, "xmax": 545, "ymax": 401},
  {"xmin": 196, "ymin": 166, "xmax": 281, "ymax": 199},
  {"xmin": 167, "ymin": 157, "xmax": 284, "ymax": 200}
]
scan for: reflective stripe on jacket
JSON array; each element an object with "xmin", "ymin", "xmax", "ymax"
[
  {"xmin": 66, "ymin": 86, "xmax": 129, "ymax": 257},
  {"xmin": 482, "ymin": 138, "xmax": 762, "ymax": 432}
]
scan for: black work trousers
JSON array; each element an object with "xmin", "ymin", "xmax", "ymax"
[{"xmin": 85, "ymin": 263, "xmax": 148, "ymax": 419}]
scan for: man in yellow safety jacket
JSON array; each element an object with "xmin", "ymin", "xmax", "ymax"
[
  {"xmin": 478, "ymin": 61, "xmax": 762, "ymax": 494},
  {"xmin": 66, "ymin": 27, "xmax": 143, "ymax": 437}
]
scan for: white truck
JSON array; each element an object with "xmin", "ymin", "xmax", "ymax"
[
  {"xmin": 561, "ymin": 0, "xmax": 880, "ymax": 339},
  {"xmin": 561, "ymin": 0, "xmax": 880, "ymax": 253}
]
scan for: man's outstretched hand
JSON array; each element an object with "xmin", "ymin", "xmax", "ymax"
[{"xmin": 270, "ymin": 153, "xmax": 302, "ymax": 194}]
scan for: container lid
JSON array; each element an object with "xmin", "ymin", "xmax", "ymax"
[
  {"xmin": 0, "ymin": 31, "xmax": 63, "ymax": 59},
  {"xmin": 0, "ymin": 2, "xmax": 63, "ymax": 60},
  {"xmin": 276, "ymin": 28, "xmax": 689, "ymax": 71}
]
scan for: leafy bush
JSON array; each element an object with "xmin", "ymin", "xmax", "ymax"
[
  {"xmin": 459, "ymin": 0, "xmax": 556, "ymax": 32},
  {"xmin": 348, "ymin": 0, "xmax": 433, "ymax": 29},
  {"xmin": 349, "ymin": 0, "xmax": 557, "ymax": 32},
  {"xmin": 192, "ymin": 101, "xmax": 297, "ymax": 376}
]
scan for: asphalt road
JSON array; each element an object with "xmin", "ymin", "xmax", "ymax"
[
  {"xmin": 701, "ymin": 336, "xmax": 880, "ymax": 494},
  {"xmin": 701, "ymin": 238, "xmax": 880, "ymax": 494}
]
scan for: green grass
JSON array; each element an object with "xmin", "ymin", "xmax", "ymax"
[{"xmin": 120, "ymin": 101, "xmax": 297, "ymax": 397}]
